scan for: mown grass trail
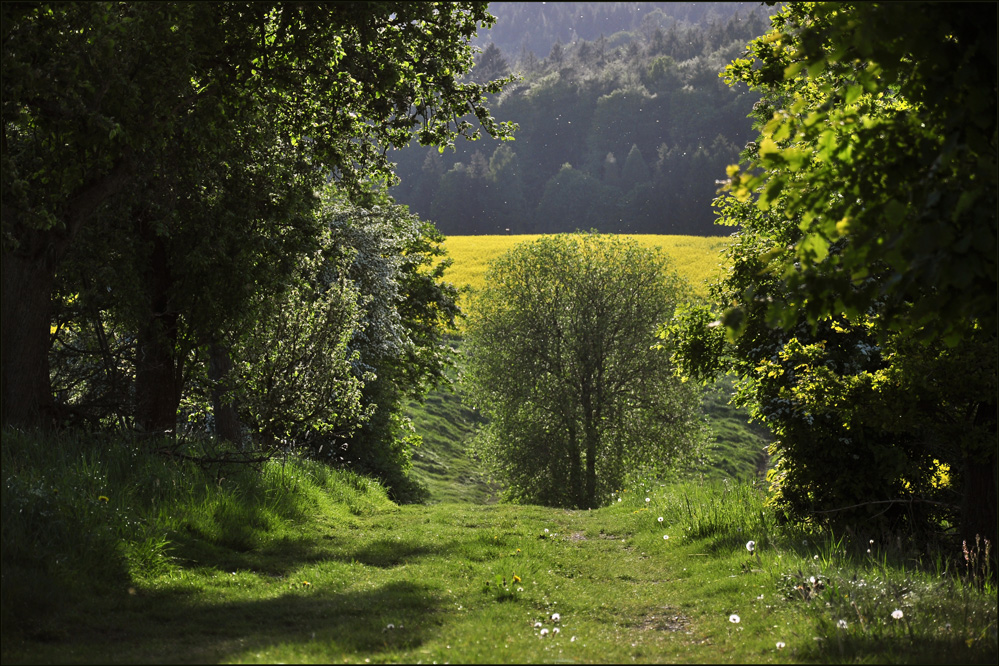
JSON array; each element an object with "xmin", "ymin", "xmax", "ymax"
[
  {"xmin": 0, "ymin": 500, "xmax": 805, "ymax": 664},
  {"xmin": 4, "ymin": 478, "xmax": 996, "ymax": 665}
]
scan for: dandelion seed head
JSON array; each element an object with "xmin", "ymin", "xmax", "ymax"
[
  {"xmin": 892, "ymin": 609, "xmax": 903, "ymax": 620},
  {"xmin": 729, "ymin": 614, "xmax": 740, "ymax": 623},
  {"xmin": 658, "ymin": 516, "xmax": 664, "ymax": 523},
  {"xmin": 551, "ymin": 613, "xmax": 560, "ymax": 622},
  {"xmin": 534, "ymin": 622, "xmax": 543, "ymax": 628},
  {"xmin": 746, "ymin": 540, "xmax": 756, "ymax": 552},
  {"xmin": 837, "ymin": 619, "xmax": 848, "ymax": 629},
  {"xmin": 645, "ymin": 497, "xmax": 650, "ymax": 503},
  {"xmin": 776, "ymin": 641, "xmax": 786, "ymax": 649},
  {"xmin": 553, "ymin": 627, "xmax": 560, "ymax": 634},
  {"xmin": 663, "ymin": 535, "xmax": 669, "ymax": 540},
  {"xmin": 386, "ymin": 623, "xmax": 395, "ymax": 630},
  {"xmin": 540, "ymin": 628, "xmax": 549, "ymax": 636}
]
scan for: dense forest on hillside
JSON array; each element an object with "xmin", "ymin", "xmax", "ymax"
[{"xmin": 389, "ymin": 2, "xmax": 776, "ymax": 235}]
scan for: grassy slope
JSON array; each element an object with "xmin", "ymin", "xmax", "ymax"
[{"xmin": 407, "ymin": 386, "xmax": 498, "ymax": 505}]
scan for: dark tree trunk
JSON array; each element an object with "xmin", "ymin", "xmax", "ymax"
[
  {"xmin": 583, "ymin": 400, "xmax": 598, "ymax": 510},
  {"xmin": 1, "ymin": 154, "xmax": 132, "ymax": 430},
  {"xmin": 209, "ymin": 342, "xmax": 242, "ymax": 445},
  {"xmin": 961, "ymin": 400, "xmax": 998, "ymax": 572},
  {"xmin": 567, "ymin": 421, "xmax": 583, "ymax": 508},
  {"xmin": 1, "ymin": 249, "xmax": 57, "ymax": 429},
  {"xmin": 584, "ymin": 429, "xmax": 598, "ymax": 509},
  {"xmin": 134, "ymin": 234, "xmax": 182, "ymax": 434}
]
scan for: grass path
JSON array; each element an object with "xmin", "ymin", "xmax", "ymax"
[
  {"xmin": 5, "ymin": 490, "xmax": 997, "ymax": 664},
  {"xmin": 3, "ymin": 500, "xmax": 814, "ymax": 665}
]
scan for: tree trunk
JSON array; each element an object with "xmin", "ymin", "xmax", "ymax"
[
  {"xmin": 209, "ymin": 342, "xmax": 242, "ymax": 446},
  {"xmin": 583, "ymin": 400, "xmax": 598, "ymax": 509},
  {"xmin": 584, "ymin": 426, "xmax": 598, "ymax": 510},
  {"xmin": 134, "ymin": 234, "xmax": 182, "ymax": 434},
  {"xmin": 1, "ymin": 154, "xmax": 132, "ymax": 430},
  {"xmin": 961, "ymin": 400, "xmax": 998, "ymax": 573},
  {"xmin": 567, "ymin": 421, "xmax": 583, "ymax": 508},
  {"xmin": 1, "ymin": 249, "xmax": 56, "ymax": 429}
]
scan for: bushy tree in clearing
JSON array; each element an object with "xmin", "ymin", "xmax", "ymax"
[{"xmin": 463, "ymin": 233, "xmax": 707, "ymax": 509}]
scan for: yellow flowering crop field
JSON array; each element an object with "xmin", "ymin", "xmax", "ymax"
[{"xmin": 442, "ymin": 234, "xmax": 735, "ymax": 302}]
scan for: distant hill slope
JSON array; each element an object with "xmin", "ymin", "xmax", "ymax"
[
  {"xmin": 389, "ymin": 3, "xmax": 778, "ymax": 236},
  {"xmin": 473, "ymin": 2, "xmax": 771, "ymax": 59}
]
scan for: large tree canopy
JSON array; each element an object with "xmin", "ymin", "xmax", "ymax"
[
  {"xmin": 669, "ymin": 1, "xmax": 996, "ymax": 551},
  {"xmin": 721, "ymin": 1, "xmax": 996, "ymax": 344},
  {"xmin": 1, "ymin": 1, "xmax": 514, "ymax": 430}
]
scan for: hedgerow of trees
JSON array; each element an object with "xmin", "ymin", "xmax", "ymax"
[
  {"xmin": 390, "ymin": 3, "xmax": 776, "ymax": 236},
  {"xmin": 2, "ymin": 2, "xmax": 513, "ymax": 499},
  {"xmin": 668, "ymin": 1, "xmax": 996, "ymax": 552}
]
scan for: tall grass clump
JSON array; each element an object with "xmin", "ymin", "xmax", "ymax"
[
  {"xmin": 621, "ymin": 475, "xmax": 777, "ymax": 552},
  {"xmin": 2, "ymin": 429, "xmax": 162, "ymax": 631},
  {"xmin": 1, "ymin": 428, "xmax": 394, "ymax": 640}
]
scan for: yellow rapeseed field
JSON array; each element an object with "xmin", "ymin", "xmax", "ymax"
[{"xmin": 441, "ymin": 234, "xmax": 736, "ymax": 306}]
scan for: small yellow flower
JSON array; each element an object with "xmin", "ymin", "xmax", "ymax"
[
  {"xmin": 302, "ymin": 581, "xmax": 311, "ymax": 587},
  {"xmin": 98, "ymin": 495, "xmax": 109, "ymax": 503},
  {"xmin": 513, "ymin": 575, "xmax": 521, "ymax": 583}
]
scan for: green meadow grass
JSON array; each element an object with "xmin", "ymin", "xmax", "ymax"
[{"xmin": 3, "ymin": 430, "xmax": 995, "ymax": 665}]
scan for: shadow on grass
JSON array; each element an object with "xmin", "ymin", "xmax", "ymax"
[
  {"xmin": 340, "ymin": 538, "xmax": 445, "ymax": 568},
  {"xmin": 793, "ymin": 633, "xmax": 998, "ymax": 665},
  {"xmin": 167, "ymin": 530, "xmax": 457, "ymax": 577},
  {"xmin": 18, "ymin": 579, "xmax": 444, "ymax": 664}
]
